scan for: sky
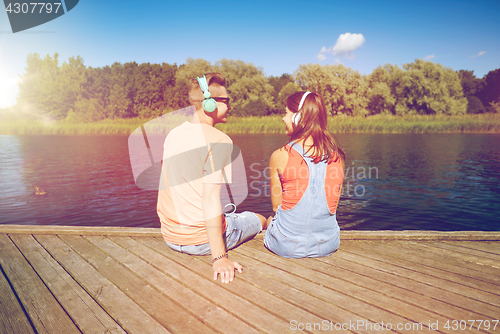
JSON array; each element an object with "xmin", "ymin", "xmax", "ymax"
[{"xmin": 1, "ymin": 0, "xmax": 499, "ymax": 108}]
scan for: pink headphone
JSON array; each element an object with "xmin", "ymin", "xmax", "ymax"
[{"xmin": 292, "ymin": 91, "xmax": 311, "ymax": 125}]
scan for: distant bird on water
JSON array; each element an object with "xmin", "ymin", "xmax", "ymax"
[{"xmin": 34, "ymin": 186, "xmax": 47, "ymax": 196}]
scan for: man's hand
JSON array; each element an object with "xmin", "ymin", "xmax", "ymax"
[
  {"xmin": 213, "ymin": 257, "xmax": 243, "ymax": 283},
  {"xmin": 202, "ymin": 183, "xmax": 242, "ymax": 283}
]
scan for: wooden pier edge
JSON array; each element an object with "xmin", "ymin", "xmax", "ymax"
[
  {"xmin": 0, "ymin": 224, "xmax": 499, "ymax": 240},
  {"xmin": 1, "ymin": 224, "xmax": 500, "ymax": 334}
]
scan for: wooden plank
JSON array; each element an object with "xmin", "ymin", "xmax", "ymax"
[
  {"xmin": 87, "ymin": 235, "xmax": 259, "ymax": 334},
  {"xmin": 0, "ymin": 264, "xmax": 35, "ymax": 334},
  {"xmin": 313, "ymin": 256, "xmax": 491, "ymax": 322},
  {"xmin": 419, "ymin": 241, "xmax": 500, "ymax": 263},
  {"xmin": 330, "ymin": 243, "xmax": 500, "ymax": 320},
  {"xmin": 143, "ymin": 239, "xmax": 336, "ymax": 331},
  {"xmin": 443, "ymin": 241, "xmax": 500, "ymax": 256},
  {"xmin": 341, "ymin": 240, "xmax": 500, "ymax": 286},
  {"xmin": 238, "ymin": 239, "xmax": 446, "ymax": 334},
  {"xmin": 59, "ymin": 234, "xmax": 209, "ymax": 334},
  {"xmin": 117, "ymin": 236, "xmax": 306, "ymax": 333},
  {"xmin": 35, "ymin": 234, "xmax": 170, "ymax": 334},
  {"xmin": 339, "ymin": 230, "xmax": 500, "ymax": 241},
  {"xmin": 342, "ymin": 240, "xmax": 500, "ymax": 280},
  {"xmin": 10, "ymin": 234, "xmax": 126, "ymax": 334},
  {"xmin": 0, "ymin": 234, "xmax": 81, "ymax": 334},
  {"xmin": 196, "ymin": 248, "xmax": 363, "ymax": 333},
  {"xmin": 2, "ymin": 225, "xmax": 499, "ymax": 240},
  {"xmin": 0, "ymin": 225, "xmax": 161, "ymax": 237},
  {"xmin": 392, "ymin": 240, "xmax": 500, "ymax": 286},
  {"xmin": 407, "ymin": 241, "xmax": 500, "ymax": 278},
  {"xmin": 339, "ymin": 241, "xmax": 500, "ymax": 307},
  {"xmin": 315, "ymin": 250, "xmax": 498, "ymax": 321}
]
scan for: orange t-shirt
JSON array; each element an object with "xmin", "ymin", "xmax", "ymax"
[
  {"xmin": 157, "ymin": 122, "xmax": 231, "ymax": 245},
  {"xmin": 280, "ymin": 145, "xmax": 343, "ymax": 213}
]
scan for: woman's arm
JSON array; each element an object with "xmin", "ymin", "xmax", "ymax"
[{"xmin": 269, "ymin": 148, "xmax": 288, "ymax": 212}]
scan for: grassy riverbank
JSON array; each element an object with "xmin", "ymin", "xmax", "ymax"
[
  {"xmin": 1, "ymin": 114, "xmax": 500, "ymax": 135},
  {"xmin": 218, "ymin": 114, "xmax": 500, "ymax": 134},
  {"xmin": 0, "ymin": 118, "xmax": 141, "ymax": 135}
]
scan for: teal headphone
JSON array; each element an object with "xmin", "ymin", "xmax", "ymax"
[{"xmin": 196, "ymin": 75, "xmax": 217, "ymax": 112}]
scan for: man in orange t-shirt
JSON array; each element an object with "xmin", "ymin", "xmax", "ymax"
[{"xmin": 157, "ymin": 73, "xmax": 267, "ymax": 283}]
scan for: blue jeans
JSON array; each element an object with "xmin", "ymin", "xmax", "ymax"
[{"xmin": 165, "ymin": 211, "xmax": 261, "ymax": 255}]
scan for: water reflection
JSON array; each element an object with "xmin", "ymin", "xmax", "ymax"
[
  {"xmin": 0, "ymin": 135, "xmax": 159, "ymax": 227},
  {"xmin": 0, "ymin": 136, "xmax": 30, "ymax": 223},
  {"xmin": 0, "ymin": 133, "xmax": 499, "ymax": 231}
]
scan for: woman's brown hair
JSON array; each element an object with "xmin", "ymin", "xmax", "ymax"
[{"xmin": 286, "ymin": 91, "xmax": 345, "ymax": 164}]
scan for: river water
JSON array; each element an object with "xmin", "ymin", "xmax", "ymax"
[{"xmin": 1, "ymin": 133, "xmax": 499, "ymax": 230}]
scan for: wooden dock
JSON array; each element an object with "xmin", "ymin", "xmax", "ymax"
[{"xmin": 1, "ymin": 225, "xmax": 499, "ymax": 334}]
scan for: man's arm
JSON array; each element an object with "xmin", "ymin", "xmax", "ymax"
[{"xmin": 202, "ymin": 182, "xmax": 243, "ymax": 283}]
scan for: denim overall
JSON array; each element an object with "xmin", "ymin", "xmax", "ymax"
[{"xmin": 264, "ymin": 141, "xmax": 340, "ymax": 258}]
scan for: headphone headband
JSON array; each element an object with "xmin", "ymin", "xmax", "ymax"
[
  {"xmin": 196, "ymin": 75, "xmax": 211, "ymax": 98},
  {"xmin": 298, "ymin": 91, "xmax": 311, "ymax": 111},
  {"xmin": 196, "ymin": 75, "xmax": 217, "ymax": 112}
]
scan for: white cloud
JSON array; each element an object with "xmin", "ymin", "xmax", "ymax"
[
  {"xmin": 332, "ymin": 33, "xmax": 365, "ymax": 57},
  {"xmin": 317, "ymin": 53, "xmax": 327, "ymax": 61},
  {"xmin": 317, "ymin": 33, "xmax": 365, "ymax": 62},
  {"xmin": 471, "ymin": 51, "xmax": 486, "ymax": 58},
  {"xmin": 317, "ymin": 46, "xmax": 331, "ymax": 61},
  {"xmin": 424, "ymin": 54, "xmax": 435, "ymax": 61}
]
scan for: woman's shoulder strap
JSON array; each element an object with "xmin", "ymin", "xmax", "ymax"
[{"xmin": 287, "ymin": 141, "xmax": 306, "ymax": 157}]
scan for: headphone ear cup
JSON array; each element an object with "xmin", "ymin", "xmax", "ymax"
[
  {"xmin": 203, "ymin": 98, "xmax": 217, "ymax": 112},
  {"xmin": 292, "ymin": 112, "xmax": 301, "ymax": 125}
]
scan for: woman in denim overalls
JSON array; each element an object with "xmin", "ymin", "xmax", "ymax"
[{"xmin": 264, "ymin": 91, "xmax": 345, "ymax": 258}]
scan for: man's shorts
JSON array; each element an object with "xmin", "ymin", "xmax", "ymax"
[{"xmin": 165, "ymin": 211, "xmax": 262, "ymax": 256}]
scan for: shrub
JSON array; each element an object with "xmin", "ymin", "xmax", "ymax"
[{"xmin": 466, "ymin": 96, "xmax": 486, "ymax": 114}]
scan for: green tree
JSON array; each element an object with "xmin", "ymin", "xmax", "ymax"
[
  {"xmin": 476, "ymin": 68, "xmax": 500, "ymax": 111},
  {"xmin": 107, "ymin": 83, "xmax": 131, "ymax": 119},
  {"xmin": 134, "ymin": 62, "xmax": 175, "ymax": 117},
  {"xmin": 105, "ymin": 62, "xmax": 133, "ymax": 118},
  {"xmin": 268, "ymin": 74, "xmax": 294, "ymax": 113},
  {"xmin": 67, "ymin": 97, "xmax": 102, "ymax": 122},
  {"xmin": 237, "ymin": 99, "xmax": 270, "ymax": 117},
  {"xmin": 158, "ymin": 63, "xmax": 179, "ymax": 112},
  {"xmin": 392, "ymin": 60, "xmax": 466, "ymax": 115},
  {"xmin": 276, "ymin": 82, "xmax": 301, "ymax": 112},
  {"xmin": 366, "ymin": 65, "xmax": 396, "ymax": 114},
  {"xmin": 294, "ymin": 63, "xmax": 368, "ymax": 116},
  {"xmin": 58, "ymin": 56, "xmax": 86, "ymax": 119},
  {"xmin": 173, "ymin": 58, "xmax": 214, "ymax": 109},
  {"xmin": 17, "ymin": 53, "xmax": 62, "ymax": 119},
  {"xmin": 78, "ymin": 65, "xmax": 111, "ymax": 120},
  {"xmin": 457, "ymin": 70, "xmax": 484, "ymax": 96},
  {"xmin": 17, "ymin": 53, "xmax": 90, "ymax": 120},
  {"xmin": 466, "ymin": 96, "xmax": 486, "ymax": 114},
  {"xmin": 174, "ymin": 58, "xmax": 275, "ymax": 116},
  {"xmin": 489, "ymin": 100, "xmax": 500, "ymax": 113},
  {"xmin": 214, "ymin": 59, "xmax": 274, "ymax": 116}
]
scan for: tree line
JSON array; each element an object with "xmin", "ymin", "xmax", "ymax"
[{"xmin": 3, "ymin": 53, "xmax": 500, "ymax": 121}]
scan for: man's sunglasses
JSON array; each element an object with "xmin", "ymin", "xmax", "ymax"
[{"xmin": 213, "ymin": 97, "xmax": 230, "ymax": 106}]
